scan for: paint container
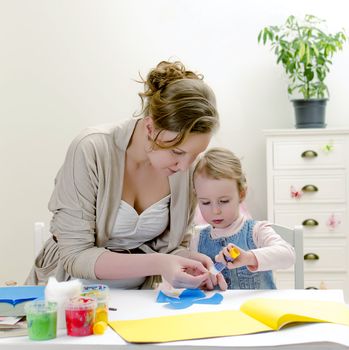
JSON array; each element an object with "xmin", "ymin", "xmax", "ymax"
[
  {"xmin": 25, "ymin": 300, "xmax": 57, "ymax": 340},
  {"xmin": 65, "ymin": 297, "xmax": 97, "ymax": 336},
  {"xmin": 81, "ymin": 284, "xmax": 109, "ymax": 323},
  {"xmin": 45, "ymin": 277, "xmax": 82, "ymax": 329}
]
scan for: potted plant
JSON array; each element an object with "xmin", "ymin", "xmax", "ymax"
[{"xmin": 258, "ymin": 15, "xmax": 347, "ymax": 128}]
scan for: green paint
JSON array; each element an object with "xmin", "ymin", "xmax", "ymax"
[{"xmin": 25, "ymin": 301, "xmax": 57, "ymax": 340}]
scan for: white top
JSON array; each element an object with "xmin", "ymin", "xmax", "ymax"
[
  {"xmin": 106, "ymin": 194, "xmax": 171, "ymax": 250},
  {"xmin": 80, "ymin": 195, "xmax": 171, "ymax": 288},
  {"xmin": 190, "ymin": 214, "xmax": 295, "ymax": 271}
]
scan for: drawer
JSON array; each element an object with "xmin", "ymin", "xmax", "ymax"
[
  {"xmin": 274, "ymin": 209, "xmax": 347, "ymax": 237},
  {"xmin": 272, "ymin": 139, "xmax": 347, "ymax": 170},
  {"xmin": 273, "ymin": 174, "xmax": 346, "ymax": 203},
  {"xmin": 275, "ymin": 271, "xmax": 346, "ymax": 290},
  {"xmin": 303, "ymin": 243, "xmax": 347, "ymax": 272},
  {"xmin": 277, "ymin": 241, "xmax": 347, "ymax": 273}
]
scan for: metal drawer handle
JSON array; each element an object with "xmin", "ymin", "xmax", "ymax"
[
  {"xmin": 305, "ymin": 286, "xmax": 319, "ymax": 290},
  {"xmin": 302, "ymin": 219, "xmax": 319, "ymax": 227},
  {"xmin": 304, "ymin": 253, "xmax": 319, "ymax": 260},
  {"xmin": 301, "ymin": 150, "xmax": 318, "ymax": 158},
  {"xmin": 301, "ymin": 184, "xmax": 318, "ymax": 192}
]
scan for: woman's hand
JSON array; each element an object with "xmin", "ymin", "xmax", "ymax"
[
  {"xmin": 215, "ymin": 243, "xmax": 258, "ymax": 270},
  {"xmin": 175, "ymin": 251, "xmax": 227, "ymax": 291},
  {"xmin": 158, "ymin": 254, "xmax": 210, "ymax": 289}
]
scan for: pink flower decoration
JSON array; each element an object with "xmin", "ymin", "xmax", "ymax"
[
  {"xmin": 290, "ymin": 186, "xmax": 303, "ymax": 199},
  {"xmin": 327, "ymin": 213, "xmax": 341, "ymax": 230}
]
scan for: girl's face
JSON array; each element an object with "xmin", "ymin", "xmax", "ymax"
[
  {"xmin": 194, "ymin": 173, "xmax": 243, "ymax": 228},
  {"xmin": 147, "ymin": 130, "xmax": 211, "ymax": 177}
]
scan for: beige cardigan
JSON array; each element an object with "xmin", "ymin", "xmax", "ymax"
[{"xmin": 25, "ymin": 118, "xmax": 194, "ymax": 288}]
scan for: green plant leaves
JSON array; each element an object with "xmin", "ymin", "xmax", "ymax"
[
  {"xmin": 258, "ymin": 14, "xmax": 347, "ymax": 99},
  {"xmin": 298, "ymin": 42, "xmax": 306, "ymax": 60},
  {"xmin": 304, "ymin": 68, "xmax": 314, "ymax": 82}
]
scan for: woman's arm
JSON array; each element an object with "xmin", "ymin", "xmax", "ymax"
[
  {"xmin": 49, "ymin": 133, "xmax": 110, "ymax": 280},
  {"xmin": 94, "ymin": 251, "xmax": 210, "ymax": 289},
  {"xmin": 176, "ymin": 224, "xmax": 227, "ymax": 290}
]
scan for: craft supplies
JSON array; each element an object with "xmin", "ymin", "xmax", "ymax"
[
  {"xmin": 210, "ymin": 262, "xmax": 226, "ymax": 275},
  {"xmin": 157, "ymin": 289, "xmax": 223, "ymax": 309},
  {"xmin": 93, "ymin": 321, "xmax": 108, "ymax": 335},
  {"xmin": 25, "ymin": 300, "xmax": 57, "ymax": 340},
  {"xmin": 65, "ymin": 296, "xmax": 97, "ymax": 336},
  {"xmin": 81, "ymin": 284, "xmax": 109, "ymax": 323},
  {"xmin": 211, "ymin": 246, "xmax": 241, "ymax": 275},
  {"xmin": 45, "ymin": 277, "xmax": 82, "ymax": 329},
  {"xmin": 0, "ymin": 285, "xmax": 45, "ymax": 317},
  {"xmin": 224, "ymin": 246, "xmax": 240, "ymax": 262}
]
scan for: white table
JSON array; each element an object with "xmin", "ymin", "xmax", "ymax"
[{"xmin": 1, "ymin": 289, "xmax": 349, "ymax": 349}]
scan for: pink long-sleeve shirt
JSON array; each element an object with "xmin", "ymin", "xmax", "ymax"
[{"xmin": 190, "ymin": 214, "xmax": 295, "ymax": 272}]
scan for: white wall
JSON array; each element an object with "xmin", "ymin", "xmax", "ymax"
[{"xmin": 1, "ymin": 0, "xmax": 348, "ymax": 284}]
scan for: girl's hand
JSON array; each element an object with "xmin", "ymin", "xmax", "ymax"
[
  {"xmin": 184, "ymin": 251, "xmax": 228, "ymax": 291},
  {"xmin": 215, "ymin": 243, "xmax": 258, "ymax": 270}
]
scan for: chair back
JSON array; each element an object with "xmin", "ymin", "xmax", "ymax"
[
  {"xmin": 34, "ymin": 222, "xmax": 49, "ymax": 257},
  {"xmin": 271, "ymin": 224, "xmax": 304, "ymax": 289}
]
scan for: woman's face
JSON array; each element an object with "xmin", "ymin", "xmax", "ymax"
[{"xmin": 148, "ymin": 130, "xmax": 211, "ymax": 176}]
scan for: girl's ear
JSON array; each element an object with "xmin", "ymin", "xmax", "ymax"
[{"xmin": 239, "ymin": 189, "xmax": 247, "ymax": 203}]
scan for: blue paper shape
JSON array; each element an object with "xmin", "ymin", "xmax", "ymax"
[
  {"xmin": 164, "ymin": 293, "xmax": 223, "ymax": 309},
  {"xmin": 164, "ymin": 299, "xmax": 196, "ymax": 309},
  {"xmin": 156, "ymin": 288, "xmax": 205, "ymax": 303},
  {"xmin": 158, "ymin": 288, "xmax": 223, "ymax": 309},
  {"xmin": 194, "ymin": 293, "xmax": 223, "ymax": 304}
]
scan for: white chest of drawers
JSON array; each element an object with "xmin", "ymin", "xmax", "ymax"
[{"xmin": 264, "ymin": 129, "xmax": 349, "ymax": 298}]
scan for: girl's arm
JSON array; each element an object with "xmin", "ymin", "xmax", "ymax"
[
  {"xmin": 215, "ymin": 222, "xmax": 295, "ymax": 272},
  {"xmin": 248, "ymin": 221, "xmax": 296, "ymax": 271}
]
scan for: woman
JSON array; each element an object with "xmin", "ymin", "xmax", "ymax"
[{"xmin": 26, "ymin": 61, "xmax": 226, "ymax": 290}]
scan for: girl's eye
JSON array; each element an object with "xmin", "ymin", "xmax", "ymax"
[
  {"xmin": 201, "ymin": 201, "xmax": 210, "ymax": 206},
  {"xmin": 171, "ymin": 149, "xmax": 184, "ymax": 155},
  {"xmin": 220, "ymin": 200, "xmax": 230, "ymax": 204}
]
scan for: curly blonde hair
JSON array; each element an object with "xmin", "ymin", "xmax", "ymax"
[{"xmin": 137, "ymin": 61, "xmax": 219, "ymax": 148}]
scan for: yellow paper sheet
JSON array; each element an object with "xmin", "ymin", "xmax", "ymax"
[
  {"xmin": 109, "ymin": 298, "xmax": 349, "ymax": 343},
  {"xmin": 109, "ymin": 310, "xmax": 271, "ymax": 343},
  {"xmin": 240, "ymin": 298, "xmax": 349, "ymax": 330}
]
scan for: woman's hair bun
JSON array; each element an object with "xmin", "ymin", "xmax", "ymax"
[{"xmin": 147, "ymin": 61, "xmax": 201, "ymax": 93}]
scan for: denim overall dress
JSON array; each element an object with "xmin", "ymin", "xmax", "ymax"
[{"xmin": 197, "ymin": 219, "xmax": 276, "ymax": 289}]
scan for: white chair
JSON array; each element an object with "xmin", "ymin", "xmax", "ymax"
[
  {"xmin": 3, "ymin": 222, "xmax": 49, "ymax": 286},
  {"xmin": 34, "ymin": 222, "xmax": 50, "ymax": 257},
  {"xmin": 271, "ymin": 224, "xmax": 304, "ymax": 289}
]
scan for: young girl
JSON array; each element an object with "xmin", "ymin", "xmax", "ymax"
[{"xmin": 191, "ymin": 147, "xmax": 295, "ymax": 289}]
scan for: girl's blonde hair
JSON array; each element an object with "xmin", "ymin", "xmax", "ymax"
[
  {"xmin": 137, "ymin": 61, "xmax": 219, "ymax": 148},
  {"xmin": 193, "ymin": 147, "xmax": 247, "ymax": 194}
]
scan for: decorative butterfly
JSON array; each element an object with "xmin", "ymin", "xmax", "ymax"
[{"xmin": 321, "ymin": 142, "xmax": 334, "ymax": 153}]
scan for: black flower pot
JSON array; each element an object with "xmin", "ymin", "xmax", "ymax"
[{"xmin": 292, "ymin": 99, "xmax": 328, "ymax": 128}]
